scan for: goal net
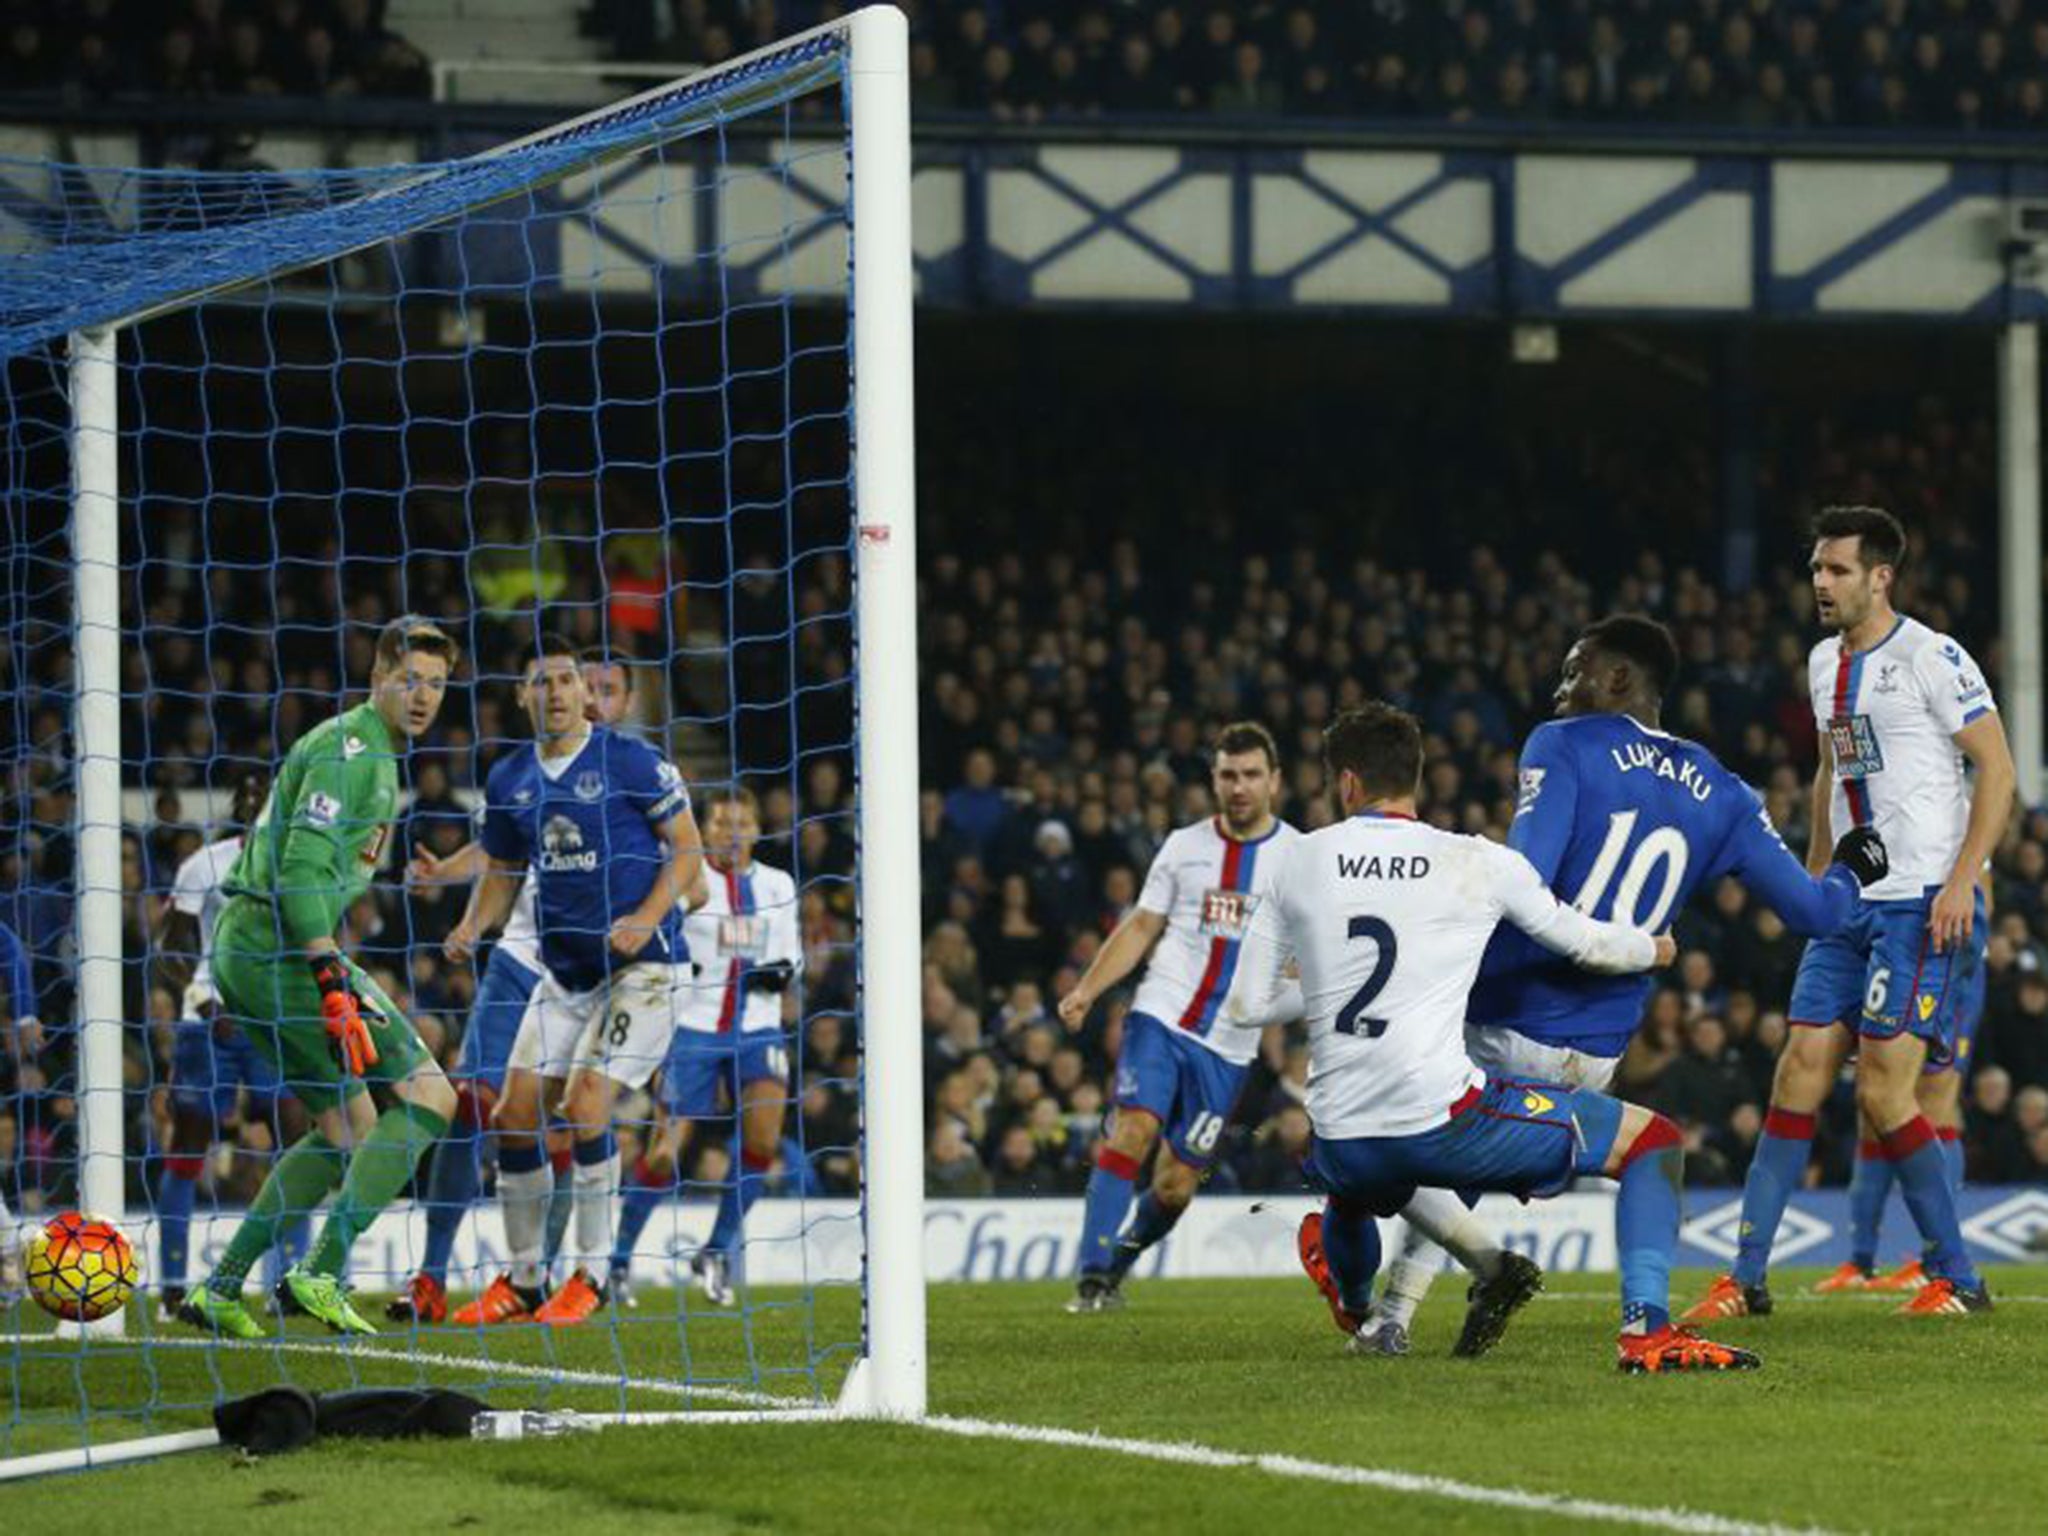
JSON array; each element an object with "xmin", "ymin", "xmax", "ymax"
[{"xmin": 0, "ymin": 6, "xmax": 921, "ymax": 1474}]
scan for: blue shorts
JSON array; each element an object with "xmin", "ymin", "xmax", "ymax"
[
  {"xmin": 659, "ymin": 1029, "xmax": 792, "ymax": 1118},
  {"xmin": 170, "ymin": 1015, "xmax": 286, "ymax": 1121},
  {"xmin": 1302, "ymin": 1076, "xmax": 1617, "ymax": 1218},
  {"xmin": 454, "ymin": 948, "xmax": 544, "ymax": 1093},
  {"xmin": 1941, "ymin": 947, "xmax": 1989, "ymax": 1076},
  {"xmin": 1787, "ymin": 889, "xmax": 1986, "ymax": 1069},
  {"xmin": 1111, "ymin": 1011, "xmax": 1251, "ymax": 1169}
]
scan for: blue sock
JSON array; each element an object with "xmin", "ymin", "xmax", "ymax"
[
  {"xmin": 1732, "ymin": 1109, "xmax": 1814, "ymax": 1287},
  {"xmin": 1616, "ymin": 1127, "xmax": 1683, "ymax": 1334},
  {"xmin": 1848, "ymin": 1140, "xmax": 1894, "ymax": 1272},
  {"xmin": 611, "ymin": 1157, "xmax": 668, "ymax": 1274},
  {"xmin": 156, "ymin": 1161, "xmax": 200, "ymax": 1290},
  {"xmin": 1938, "ymin": 1129, "xmax": 1964, "ymax": 1195},
  {"xmin": 1076, "ymin": 1147, "xmax": 1140, "ymax": 1277},
  {"xmin": 1885, "ymin": 1118, "xmax": 1977, "ymax": 1286},
  {"xmin": 1320, "ymin": 1198, "xmax": 1383, "ymax": 1315},
  {"xmin": 1105, "ymin": 1191, "xmax": 1185, "ymax": 1281},
  {"xmin": 709, "ymin": 1149, "xmax": 771, "ymax": 1256},
  {"xmin": 421, "ymin": 1110, "xmax": 484, "ymax": 1286}
]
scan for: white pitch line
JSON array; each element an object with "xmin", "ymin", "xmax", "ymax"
[
  {"xmin": 1530, "ymin": 1292, "xmax": 2048, "ymax": 1305},
  {"xmin": 919, "ymin": 1416, "xmax": 1841, "ymax": 1536},
  {"xmin": 0, "ymin": 1332, "xmax": 811, "ymax": 1411}
]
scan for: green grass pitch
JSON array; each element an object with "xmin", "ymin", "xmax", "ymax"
[{"xmin": 6, "ymin": 1268, "xmax": 2045, "ymax": 1534}]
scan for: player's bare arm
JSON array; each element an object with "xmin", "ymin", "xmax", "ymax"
[
  {"xmin": 410, "ymin": 838, "xmax": 488, "ymax": 887},
  {"xmin": 153, "ymin": 906, "xmax": 201, "ymax": 999},
  {"xmin": 1805, "ymin": 733, "xmax": 1835, "ymax": 876},
  {"xmin": 447, "ymin": 855, "xmax": 525, "ymax": 963},
  {"xmin": 1931, "ymin": 712, "xmax": 2016, "ymax": 951},
  {"xmin": 611, "ymin": 808, "xmax": 706, "ymax": 957},
  {"xmin": 1057, "ymin": 906, "xmax": 1167, "ymax": 1028}
]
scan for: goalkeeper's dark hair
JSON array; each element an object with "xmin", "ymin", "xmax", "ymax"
[
  {"xmin": 373, "ymin": 614, "xmax": 458, "ymax": 675},
  {"xmin": 1810, "ymin": 505, "xmax": 1906, "ymax": 573},
  {"xmin": 520, "ymin": 632, "xmax": 582, "ymax": 674},
  {"xmin": 1578, "ymin": 614, "xmax": 1679, "ymax": 699},
  {"xmin": 1322, "ymin": 702, "xmax": 1423, "ymax": 802},
  {"xmin": 1214, "ymin": 720, "xmax": 1279, "ymax": 771}
]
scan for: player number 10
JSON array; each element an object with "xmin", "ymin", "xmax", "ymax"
[{"xmin": 1568, "ymin": 811, "xmax": 1690, "ymax": 932}]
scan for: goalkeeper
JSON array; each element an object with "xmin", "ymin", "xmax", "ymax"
[{"xmin": 180, "ymin": 617, "xmax": 461, "ymax": 1339}]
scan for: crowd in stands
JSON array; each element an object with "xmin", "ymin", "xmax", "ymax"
[
  {"xmin": 2, "ymin": 352, "xmax": 2046, "ymax": 1230},
  {"xmin": 603, "ymin": 0, "xmax": 2048, "ymax": 134},
  {"xmin": 0, "ymin": 0, "xmax": 432, "ymax": 102},
  {"xmin": 11, "ymin": 0, "xmax": 2048, "ymax": 133}
]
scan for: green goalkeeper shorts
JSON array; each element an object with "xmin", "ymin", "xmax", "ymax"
[{"xmin": 211, "ymin": 896, "xmax": 432, "ymax": 1114}]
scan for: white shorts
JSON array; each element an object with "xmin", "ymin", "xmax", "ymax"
[
  {"xmin": 1463, "ymin": 1024, "xmax": 1620, "ymax": 1093},
  {"xmin": 507, "ymin": 962, "xmax": 686, "ymax": 1090}
]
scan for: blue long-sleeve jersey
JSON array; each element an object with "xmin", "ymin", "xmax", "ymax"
[
  {"xmin": 1468, "ymin": 714, "xmax": 1858, "ymax": 1056},
  {"xmin": 0, "ymin": 918, "xmax": 32, "ymax": 1024}
]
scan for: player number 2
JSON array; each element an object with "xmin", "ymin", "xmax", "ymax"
[
  {"xmin": 1570, "ymin": 811, "xmax": 1690, "ymax": 932},
  {"xmin": 1334, "ymin": 915, "xmax": 1397, "ymax": 1039}
]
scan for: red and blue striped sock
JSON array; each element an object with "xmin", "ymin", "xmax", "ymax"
[
  {"xmin": 1104, "ymin": 1191, "xmax": 1185, "ymax": 1281},
  {"xmin": 1884, "ymin": 1116, "xmax": 1977, "ymax": 1286},
  {"xmin": 1076, "ymin": 1146, "xmax": 1139, "ymax": 1277},
  {"xmin": 1733, "ymin": 1107, "xmax": 1814, "ymax": 1287},
  {"xmin": 1616, "ymin": 1115, "xmax": 1683, "ymax": 1335}
]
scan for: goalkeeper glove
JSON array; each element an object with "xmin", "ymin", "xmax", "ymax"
[
  {"xmin": 1831, "ymin": 826, "xmax": 1889, "ymax": 889},
  {"xmin": 310, "ymin": 953, "xmax": 379, "ymax": 1075},
  {"xmin": 743, "ymin": 960, "xmax": 795, "ymax": 997}
]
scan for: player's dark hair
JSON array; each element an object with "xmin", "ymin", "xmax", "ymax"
[
  {"xmin": 374, "ymin": 614, "xmax": 458, "ymax": 675},
  {"xmin": 520, "ymin": 632, "xmax": 582, "ymax": 674},
  {"xmin": 1811, "ymin": 505, "xmax": 1906, "ymax": 573},
  {"xmin": 1213, "ymin": 720, "xmax": 1279, "ymax": 771},
  {"xmin": 1322, "ymin": 702, "xmax": 1423, "ymax": 802},
  {"xmin": 578, "ymin": 644, "xmax": 639, "ymax": 692},
  {"xmin": 1578, "ymin": 614, "xmax": 1679, "ymax": 698}
]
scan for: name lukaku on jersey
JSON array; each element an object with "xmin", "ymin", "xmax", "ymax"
[
  {"xmin": 539, "ymin": 814, "xmax": 600, "ymax": 874},
  {"xmin": 1609, "ymin": 741, "xmax": 1714, "ymax": 801}
]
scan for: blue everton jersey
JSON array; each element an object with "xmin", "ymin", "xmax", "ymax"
[
  {"xmin": 480, "ymin": 726, "xmax": 692, "ymax": 991},
  {"xmin": 1468, "ymin": 714, "xmax": 1857, "ymax": 1055}
]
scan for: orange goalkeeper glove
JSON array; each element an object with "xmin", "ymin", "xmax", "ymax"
[{"xmin": 310, "ymin": 953, "xmax": 379, "ymax": 1075}]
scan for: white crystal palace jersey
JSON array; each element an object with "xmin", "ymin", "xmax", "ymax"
[
  {"xmin": 170, "ymin": 834, "xmax": 242, "ymax": 1010},
  {"xmin": 1808, "ymin": 615, "xmax": 1993, "ymax": 902},
  {"xmin": 675, "ymin": 858, "xmax": 801, "ymax": 1036},
  {"xmin": 1258, "ymin": 812, "xmax": 1656, "ymax": 1138},
  {"xmin": 1130, "ymin": 817, "xmax": 1300, "ymax": 1066}
]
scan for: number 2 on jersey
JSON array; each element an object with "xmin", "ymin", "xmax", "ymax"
[{"xmin": 1333, "ymin": 915, "xmax": 1397, "ymax": 1039}]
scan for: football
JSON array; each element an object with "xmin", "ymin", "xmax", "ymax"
[{"xmin": 23, "ymin": 1212, "xmax": 138, "ymax": 1324}]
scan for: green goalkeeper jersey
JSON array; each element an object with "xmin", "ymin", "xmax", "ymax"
[{"xmin": 223, "ymin": 701, "xmax": 400, "ymax": 949}]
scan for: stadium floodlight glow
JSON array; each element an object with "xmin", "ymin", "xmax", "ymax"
[{"xmin": 0, "ymin": 1, "xmax": 921, "ymax": 1475}]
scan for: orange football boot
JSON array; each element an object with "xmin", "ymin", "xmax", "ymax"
[
  {"xmin": 1866, "ymin": 1258, "xmax": 1929, "ymax": 1293},
  {"xmin": 451, "ymin": 1273, "xmax": 540, "ymax": 1326},
  {"xmin": 1296, "ymin": 1213, "xmax": 1366, "ymax": 1337},
  {"xmin": 385, "ymin": 1272, "xmax": 448, "ymax": 1324},
  {"xmin": 533, "ymin": 1268, "xmax": 606, "ymax": 1326},
  {"xmin": 1896, "ymin": 1277, "xmax": 1992, "ymax": 1315},
  {"xmin": 1811, "ymin": 1262, "xmax": 1874, "ymax": 1295},
  {"xmin": 1618, "ymin": 1324, "xmax": 1762, "ymax": 1374},
  {"xmin": 1681, "ymin": 1273, "xmax": 1772, "ymax": 1322}
]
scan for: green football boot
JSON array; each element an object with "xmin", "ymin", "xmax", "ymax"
[
  {"xmin": 177, "ymin": 1286, "xmax": 267, "ymax": 1341},
  {"xmin": 282, "ymin": 1267, "xmax": 378, "ymax": 1336}
]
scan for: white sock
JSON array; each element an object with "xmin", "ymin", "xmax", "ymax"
[
  {"xmin": 1377, "ymin": 1191, "xmax": 1503, "ymax": 1328},
  {"xmin": 500, "ymin": 1164, "xmax": 553, "ymax": 1291},
  {"xmin": 572, "ymin": 1148, "xmax": 618, "ymax": 1274}
]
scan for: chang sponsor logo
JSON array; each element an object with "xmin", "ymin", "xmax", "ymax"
[{"xmin": 538, "ymin": 814, "xmax": 600, "ymax": 873}]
